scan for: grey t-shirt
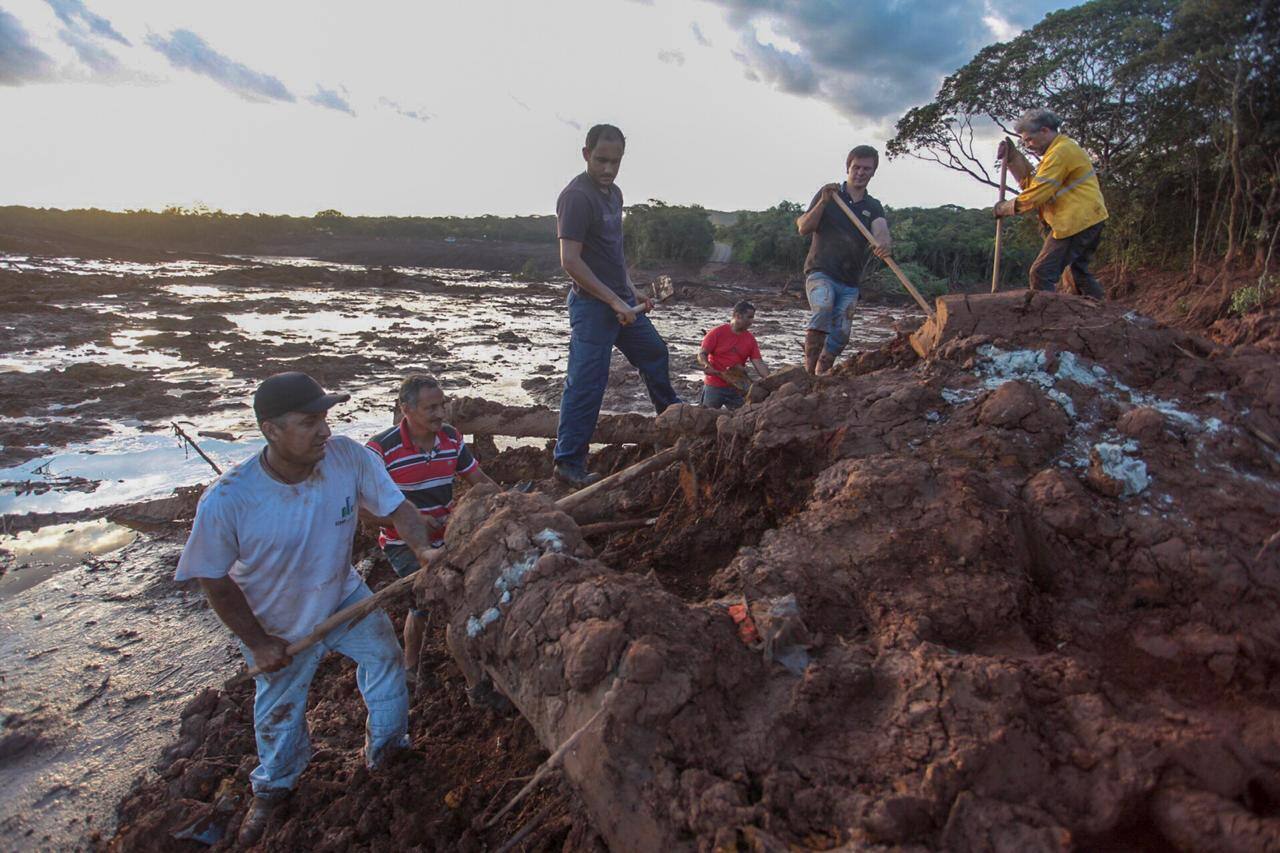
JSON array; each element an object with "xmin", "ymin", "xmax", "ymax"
[
  {"xmin": 802, "ymin": 184, "xmax": 887, "ymax": 286},
  {"xmin": 556, "ymin": 172, "xmax": 632, "ymax": 304}
]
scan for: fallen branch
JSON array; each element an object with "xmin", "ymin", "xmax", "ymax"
[
  {"xmin": 555, "ymin": 442, "xmax": 686, "ymax": 516},
  {"xmin": 172, "ymin": 422, "xmax": 222, "ymax": 475},
  {"xmin": 485, "ymin": 694, "xmax": 611, "ymax": 829},
  {"xmin": 493, "ymin": 800, "xmax": 558, "ymax": 853},
  {"xmin": 577, "ymin": 517, "xmax": 656, "ymax": 537}
]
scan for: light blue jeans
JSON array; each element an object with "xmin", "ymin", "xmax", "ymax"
[
  {"xmin": 240, "ymin": 582, "xmax": 408, "ymax": 797},
  {"xmin": 805, "ymin": 271, "xmax": 861, "ymax": 356}
]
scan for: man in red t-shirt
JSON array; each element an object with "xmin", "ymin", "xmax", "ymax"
[{"xmin": 697, "ymin": 301, "xmax": 771, "ymax": 409}]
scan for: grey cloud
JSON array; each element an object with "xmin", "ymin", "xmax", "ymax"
[
  {"xmin": 556, "ymin": 114, "xmax": 582, "ymax": 130},
  {"xmin": 46, "ymin": 0, "xmax": 128, "ymax": 45},
  {"xmin": 379, "ymin": 96, "xmax": 431, "ymax": 122},
  {"xmin": 58, "ymin": 28, "xmax": 121, "ymax": 74},
  {"xmin": 145, "ymin": 29, "xmax": 293, "ymax": 102},
  {"xmin": 708, "ymin": 0, "xmax": 1066, "ymax": 121},
  {"xmin": 657, "ymin": 48, "xmax": 685, "ymax": 66},
  {"xmin": 731, "ymin": 30, "xmax": 816, "ymax": 95},
  {"xmin": 310, "ymin": 85, "xmax": 355, "ymax": 116},
  {"xmin": 0, "ymin": 8, "xmax": 56, "ymax": 84},
  {"xmin": 690, "ymin": 22, "xmax": 711, "ymax": 46}
]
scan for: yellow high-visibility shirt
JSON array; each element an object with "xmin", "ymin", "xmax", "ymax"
[{"xmin": 1015, "ymin": 134, "xmax": 1108, "ymax": 239}]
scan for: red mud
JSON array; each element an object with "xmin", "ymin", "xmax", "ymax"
[{"xmin": 107, "ymin": 292, "xmax": 1280, "ymax": 851}]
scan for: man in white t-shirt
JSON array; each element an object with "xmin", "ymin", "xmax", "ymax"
[{"xmin": 176, "ymin": 372, "xmax": 440, "ymax": 845}]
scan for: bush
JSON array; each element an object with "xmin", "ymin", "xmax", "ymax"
[
  {"xmin": 1230, "ymin": 276, "xmax": 1278, "ymax": 316},
  {"xmin": 623, "ymin": 201, "xmax": 715, "ymax": 265},
  {"xmin": 864, "ymin": 260, "xmax": 949, "ymax": 299}
]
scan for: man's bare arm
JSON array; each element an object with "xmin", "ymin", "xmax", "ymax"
[
  {"xmin": 751, "ymin": 357, "xmax": 770, "ymax": 379},
  {"xmin": 561, "ymin": 240, "xmax": 637, "ymax": 325},
  {"xmin": 871, "ymin": 218, "xmax": 892, "ymax": 259},
  {"xmin": 199, "ymin": 576, "xmax": 291, "ymax": 672},
  {"xmin": 797, "ymin": 184, "xmax": 838, "ymax": 235},
  {"xmin": 461, "ymin": 466, "xmax": 497, "ymax": 489},
  {"xmin": 697, "ymin": 347, "xmax": 723, "ymax": 378},
  {"xmin": 387, "ymin": 499, "xmax": 440, "ymax": 563}
]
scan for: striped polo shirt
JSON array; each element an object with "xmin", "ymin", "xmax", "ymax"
[{"xmin": 365, "ymin": 420, "xmax": 478, "ymax": 548}]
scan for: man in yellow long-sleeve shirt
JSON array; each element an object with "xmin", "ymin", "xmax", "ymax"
[{"xmin": 995, "ymin": 108, "xmax": 1108, "ymax": 298}]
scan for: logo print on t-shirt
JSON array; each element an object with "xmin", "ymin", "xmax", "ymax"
[{"xmin": 336, "ymin": 495, "xmax": 354, "ymax": 526}]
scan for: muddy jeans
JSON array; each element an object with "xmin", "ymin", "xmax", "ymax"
[
  {"xmin": 1029, "ymin": 222, "xmax": 1106, "ymax": 298},
  {"xmin": 554, "ymin": 288, "xmax": 681, "ymax": 466},
  {"xmin": 240, "ymin": 582, "xmax": 408, "ymax": 797},
  {"xmin": 805, "ymin": 272, "xmax": 860, "ymax": 356},
  {"xmin": 700, "ymin": 384, "xmax": 745, "ymax": 410}
]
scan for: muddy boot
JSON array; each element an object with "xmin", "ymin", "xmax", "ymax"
[
  {"xmin": 803, "ymin": 330, "xmax": 827, "ymax": 374},
  {"xmin": 554, "ymin": 460, "xmax": 602, "ymax": 487},
  {"xmin": 815, "ymin": 350, "xmax": 837, "ymax": 375},
  {"xmin": 237, "ymin": 793, "xmax": 286, "ymax": 847}
]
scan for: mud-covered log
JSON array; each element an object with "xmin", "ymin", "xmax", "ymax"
[
  {"xmin": 446, "ymin": 397, "xmax": 720, "ymax": 444},
  {"xmin": 417, "ymin": 488, "xmax": 768, "ymax": 850}
]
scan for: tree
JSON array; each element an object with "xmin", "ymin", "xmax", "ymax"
[{"xmin": 887, "ymin": 0, "xmax": 1279, "ymax": 270}]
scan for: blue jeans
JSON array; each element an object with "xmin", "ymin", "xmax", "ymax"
[
  {"xmin": 554, "ymin": 289, "xmax": 681, "ymax": 465},
  {"xmin": 701, "ymin": 384, "xmax": 744, "ymax": 410},
  {"xmin": 241, "ymin": 582, "xmax": 408, "ymax": 797},
  {"xmin": 805, "ymin": 272, "xmax": 860, "ymax": 356}
]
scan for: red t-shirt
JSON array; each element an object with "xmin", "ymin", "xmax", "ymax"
[{"xmin": 701, "ymin": 324, "xmax": 761, "ymax": 389}]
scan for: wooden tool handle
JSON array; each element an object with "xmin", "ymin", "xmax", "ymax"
[
  {"xmin": 829, "ymin": 194, "xmax": 935, "ymax": 318},
  {"xmin": 992, "ymin": 156, "xmax": 1009, "ymax": 294}
]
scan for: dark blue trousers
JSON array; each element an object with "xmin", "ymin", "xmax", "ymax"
[{"xmin": 554, "ymin": 289, "xmax": 680, "ymax": 465}]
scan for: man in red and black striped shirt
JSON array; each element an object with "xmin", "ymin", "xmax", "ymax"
[{"xmin": 366, "ymin": 374, "xmax": 495, "ymax": 676}]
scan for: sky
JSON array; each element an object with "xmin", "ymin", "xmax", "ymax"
[{"xmin": 1, "ymin": 0, "xmax": 1072, "ymax": 217}]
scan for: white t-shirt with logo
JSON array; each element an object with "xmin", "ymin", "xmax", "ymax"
[{"xmin": 176, "ymin": 435, "xmax": 406, "ymax": 643}]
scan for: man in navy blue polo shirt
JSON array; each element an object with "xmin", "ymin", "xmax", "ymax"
[
  {"xmin": 553, "ymin": 123, "xmax": 681, "ymax": 486},
  {"xmin": 796, "ymin": 145, "xmax": 893, "ymax": 374}
]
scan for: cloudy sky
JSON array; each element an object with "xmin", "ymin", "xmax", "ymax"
[{"xmin": 2, "ymin": 0, "xmax": 1070, "ymax": 217}]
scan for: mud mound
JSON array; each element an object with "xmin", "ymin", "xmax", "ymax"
[
  {"xmin": 107, "ymin": 292, "xmax": 1280, "ymax": 851},
  {"xmin": 414, "ymin": 293, "xmax": 1280, "ymax": 850}
]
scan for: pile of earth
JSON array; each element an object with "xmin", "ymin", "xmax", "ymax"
[{"xmin": 108, "ymin": 292, "xmax": 1280, "ymax": 850}]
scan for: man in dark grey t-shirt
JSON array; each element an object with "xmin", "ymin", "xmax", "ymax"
[
  {"xmin": 552, "ymin": 124, "xmax": 681, "ymax": 486},
  {"xmin": 795, "ymin": 145, "xmax": 893, "ymax": 374}
]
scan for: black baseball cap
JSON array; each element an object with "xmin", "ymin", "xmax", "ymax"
[{"xmin": 253, "ymin": 372, "xmax": 350, "ymax": 421}]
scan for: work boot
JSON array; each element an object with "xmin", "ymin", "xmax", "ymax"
[
  {"xmin": 815, "ymin": 350, "xmax": 837, "ymax": 375},
  {"xmin": 237, "ymin": 793, "xmax": 286, "ymax": 847},
  {"xmin": 554, "ymin": 461, "xmax": 602, "ymax": 487},
  {"xmin": 803, "ymin": 330, "xmax": 827, "ymax": 374}
]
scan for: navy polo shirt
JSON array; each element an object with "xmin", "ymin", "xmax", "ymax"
[{"xmin": 802, "ymin": 184, "xmax": 887, "ymax": 286}]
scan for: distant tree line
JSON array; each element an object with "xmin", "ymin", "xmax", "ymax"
[
  {"xmin": 716, "ymin": 202, "xmax": 1042, "ymax": 296},
  {"xmin": 0, "ymin": 204, "xmax": 558, "ymax": 253},
  {"xmin": 888, "ymin": 0, "xmax": 1278, "ymax": 275}
]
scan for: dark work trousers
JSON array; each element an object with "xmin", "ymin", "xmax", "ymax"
[{"xmin": 1028, "ymin": 221, "xmax": 1106, "ymax": 298}]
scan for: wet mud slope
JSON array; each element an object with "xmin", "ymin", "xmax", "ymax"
[{"xmin": 111, "ymin": 292, "xmax": 1280, "ymax": 851}]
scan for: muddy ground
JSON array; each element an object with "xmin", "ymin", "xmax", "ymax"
[
  {"xmin": 7, "ymin": 245, "xmax": 1280, "ymax": 851},
  {"xmin": 0, "ymin": 249, "xmax": 908, "ymax": 850},
  {"xmin": 105, "ymin": 291, "xmax": 1280, "ymax": 852}
]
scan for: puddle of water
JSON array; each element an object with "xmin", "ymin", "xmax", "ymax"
[
  {"xmin": 0, "ymin": 254, "xmax": 240, "ymax": 278},
  {"xmin": 0, "ymin": 520, "xmax": 136, "ymax": 600},
  {"xmin": 2, "ymin": 255, "xmax": 908, "ymax": 522},
  {"xmin": 0, "ymin": 341, "xmax": 190, "ymax": 373}
]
